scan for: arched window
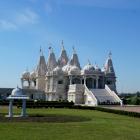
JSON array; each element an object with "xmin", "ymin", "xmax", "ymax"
[{"xmin": 58, "ymin": 80, "xmax": 63, "ymax": 84}]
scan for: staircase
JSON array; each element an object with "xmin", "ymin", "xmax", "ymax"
[
  {"xmin": 90, "ymin": 89, "xmax": 115, "ymax": 103},
  {"xmin": 89, "ymin": 85, "xmax": 122, "ymax": 105}
]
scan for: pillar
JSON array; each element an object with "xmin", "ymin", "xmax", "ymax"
[
  {"xmin": 21, "ymin": 79, "xmax": 24, "ymax": 88},
  {"xmin": 21, "ymin": 99, "xmax": 27, "ymax": 117},
  {"xmin": 69, "ymin": 76, "xmax": 72, "ymax": 85},
  {"xmin": 96, "ymin": 77, "xmax": 99, "ymax": 89},
  {"xmin": 8, "ymin": 100, "xmax": 13, "ymax": 117},
  {"xmin": 83, "ymin": 76, "xmax": 86, "ymax": 85},
  {"xmin": 92, "ymin": 78, "xmax": 96, "ymax": 89}
]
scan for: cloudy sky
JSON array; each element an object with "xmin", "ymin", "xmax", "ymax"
[{"xmin": 0, "ymin": 0, "xmax": 140, "ymax": 93}]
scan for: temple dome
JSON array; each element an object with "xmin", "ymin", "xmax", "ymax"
[
  {"xmin": 95, "ymin": 65, "xmax": 101, "ymax": 72},
  {"xmin": 82, "ymin": 63, "xmax": 95, "ymax": 74},
  {"xmin": 68, "ymin": 65, "xmax": 81, "ymax": 75},
  {"xmin": 53, "ymin": 66, "xmax": 63, "ymax": 75},
  {"xmin": 30, "ymin": 71, "xmax": 36, "ymax": 79},
  {"xmin": 22, "ymin": 71, "xmax": 30, "ymax": 79},
  {"xmin": 11, "ymin": 87, "xmax": 23, "ymax": 96},
  {"xmin": 62, "ymin": 64, "xmax": 71, "ymax": 73}
]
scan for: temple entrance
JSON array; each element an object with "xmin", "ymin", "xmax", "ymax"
[
  {"xmin": 72, "ymin": 78, "xmax": 81, "ymax": 84},
  {"xmin": 98, "ymin": 79, "xmax": 102, "ymax": 89},
  {"xmin": 86, "ymin": 78, "xmax": 95, "ymax": 89}
]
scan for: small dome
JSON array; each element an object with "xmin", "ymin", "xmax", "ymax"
[
  {"xmin": 68, "ymin": 65, "xmax": 81, "ymax": 75},
  {"xmin": 62, "ymin": 64, "xmax": 71, "ymax": 73},
  {"xmin": 95, "ymin": 65, "xmax": 101, "ymax": 72},
  {"xmin": 82, "ymin": 63, "xmax": 95, "ymax": 74},
  {"xmin": 30, "ymin": 71, "xmax": 36, "ymax": 79},
  {"xmin": 11, "ymin": 87, "xmax": 23, "ymax": 96},
  {"xmin": 22, "ymin": 71, "xmax": 30, "ymax": 79},
  {"xmin": 53, "ymin": 66, "xmax": 63, "ymax": 75}
]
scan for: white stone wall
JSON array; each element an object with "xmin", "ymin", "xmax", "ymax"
[
  {"xmin": 68, "ymin": 84, "xmax": 84, "ymax": 104},
  {"xmin": 36, "ymin": 76, "xmax": 46, "ymax": 91}
]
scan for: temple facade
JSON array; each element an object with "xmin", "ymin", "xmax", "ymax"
[{"xmin": 21, "ymin": 41, "xmax": 122, "ymax": 106}]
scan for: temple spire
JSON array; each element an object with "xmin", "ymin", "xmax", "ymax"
[
  {"xmin": 104, "ymin": 51, "xmax": 115, "ymax": 74},
  {"xmin": 108, "ymin": 51, "xmax": 112, "ymax": 59},
  {"xmin": 61, "ymin": 40, "xmax": 65, "ymax": 50},
  {"xmin": 72, "ymin": 46, "xmax": 76, "ymax": 54},
  {"xmin": 69, "ymin": 47, "xmax": 81, "ymax": 69},
  {"xmin": 58, "ymin": 41, "xmax": 69, "ymax": 67},
  {"xmin": 47, "ymin": 47, "xmax": 57, "ymax": 71},
  {"xmin": 36, "ymin": 47, "xmax": 47, "ymax": 76},
  {"xmin": 40, "ymin": 46, "xmax": 44, "ymax": 56}
]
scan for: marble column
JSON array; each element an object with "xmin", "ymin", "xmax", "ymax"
[
  {"xmin": 21, "ymin": 99, "xmax": 27, "ymax": 117},
  {"xmin": 69, "ymin": 76, "xmax": 72, "ymax": 85},
  {"xmin": 8, "ymin": 100, "xmax": 13, "ymax": 117},
  {"xmin": 96, "ymin": 77, "xmax": 99, "ymax": 89},
  {"xmin": 21, "ymin": 79, "xmax": 24, "ymax": 88},
  {"xmin": 84, "ymin": 76, "xmax": 86, "ymax": 85}
]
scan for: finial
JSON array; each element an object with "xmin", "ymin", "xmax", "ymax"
[
  {"xmin": 72, "ymin": 46, "xmax": 76, "ymax": 54},
  {"xmin": 108, "ymin": 51, "xmax": 112, "ymax": 58},
  {"xmin": 61, "ymin": 40, "xmax": 65, "ymax": 50},
  {"xmin": 40, "ymin": 46, "xmax": 43, "ymax": 56},
  {"xmin": 26, "ymin": 67, "xmax": 28, "ymax": 72},
  {"xmin": 88, "ymin": 59, "xmax": 91, "ymax": 65},
  {"xmin": 95, "ymin": 62, "xmax": 99, "ymax": 68},
  {"xmin": 49, "ymin": 46, "xmax": 53, "ymax": 53},
  {"xmin": 95, "ymin": 62, "xmax": 97, "ymax": 66}
]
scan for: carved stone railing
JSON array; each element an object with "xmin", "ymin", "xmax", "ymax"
[
  {"xmin": 105, "ymin": 85, "xmax": 123, "ymax": 106},
  {"xmin": 84, "ymin": 85, "xmax": 98, "ymax": 106}
]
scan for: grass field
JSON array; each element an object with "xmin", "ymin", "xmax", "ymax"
[{"xmin": 0, "ymin": 107, "xmax": 140, "ymax": 140}]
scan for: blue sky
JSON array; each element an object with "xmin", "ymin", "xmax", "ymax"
[{"xmin": 0, "ymin": 0, "xmax": 140, "ymax": 93}]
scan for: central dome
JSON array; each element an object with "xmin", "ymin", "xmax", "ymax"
[
  {"xmin": 53, "ymin": 66, "xmax": 63, "ymax": 75},
  {"xmin": 82, "ymin": 63, "xmax": 95, "ymax": 74},
  {"xmin": 68, "ymin": 65, "xmax": 81, "ymax": 75}
]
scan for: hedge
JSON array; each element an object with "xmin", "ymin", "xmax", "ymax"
[
  {"xmin": 1, "ymin": 100, "xmax": 140, "ymax": 118},
  {"xmin": 71, "ymin": 105, "xmax": 140, "ymax": 118}
]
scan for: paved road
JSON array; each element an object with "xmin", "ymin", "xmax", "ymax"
[{"xmin": 104, "ymin": 106, "xmax": 140, "ymax": 113}]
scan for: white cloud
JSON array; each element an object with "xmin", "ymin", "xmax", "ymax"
[
  {"xmin": 0, "ymin": 9, "xmax": 39, "ymax": 31},
  {"xmin": 15, "ymin": 9, "xmax": 39, "ymax": 25},
  {"xmin": 0, "ymin": 20, "xmax": 17, "ymax": 30}
]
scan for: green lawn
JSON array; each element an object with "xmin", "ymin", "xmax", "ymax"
[{"xmin": 0, "ymin": 107, "xmax": 140, "ymax": 140}]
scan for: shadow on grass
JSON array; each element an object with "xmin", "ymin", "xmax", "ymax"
[{"xmin": 0, "ymin": 114, "xmax": 92, "ymax": 123}]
